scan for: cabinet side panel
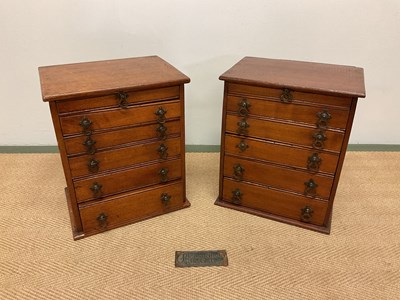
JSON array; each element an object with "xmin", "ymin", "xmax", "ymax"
[
  {"xmin": 49, "ymin": 102, "xmax": 83, "ymax": 236},
  {"xmin": 179, "ymin": 84, "xmax": 188, "ymax": 204},
  {"xmin": 218, "ymin": 83, "xmax": 229, "ymax": 200}
]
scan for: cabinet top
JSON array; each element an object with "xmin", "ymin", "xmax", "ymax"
[
  {"xmin": 39, "ymin": 56, "xmax": 190, "ymax": 101},
  {"xmin": 220, "ymin": 57, "xmax": 365, "ymax": 98}
]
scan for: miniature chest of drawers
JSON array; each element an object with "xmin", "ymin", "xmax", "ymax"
[
  {"xmin": 216, "ymin": 57, "xmax": 365, "ymax": 233},
  {"xmin": 39, "ymin": 56, "xmax": 190, "ymax": 239}
]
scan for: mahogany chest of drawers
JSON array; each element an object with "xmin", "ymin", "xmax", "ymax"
[
  {"xmin": 216, "ymin": 57, "xmax": 365, "ymax": 233},
  {"xmin": 39, "ymin": 56, "xmax": 190, "ymax": 239}
]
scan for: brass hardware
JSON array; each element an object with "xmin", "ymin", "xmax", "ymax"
[
  {"xmin": 304, "ymin": 179, "xmax": 318, "ymax": 196},
  {"xmin": 237, "ymin": 118, "xmax": 249, "ymax": 135},
  {"xmin": 83, "ymin": 136, "xmax": 96, "ymax": 155},
  {"xmin": 88, "ymin": 158, "xmax": 100, "ymax": 173},
  {"xmin": 233, "ymin": 164, "xmax": 245, "ymax": 180},
  {"xmin": 160, "ymin": 193, "xmax": 171, "ymax": 206},
  {"xmin": 156, "ymin": 124, "xmax": 168, "ymax": 140},
  {"xmin": 280, "ymin": 88, "xmax": 293, "ymax": 103},
  {"xmin": 316, "ymin": 110, "xmax": 332, "ymax": 129},
  {"xmin": 90, "ymin": 182, "xmax": 103, "ymax": 198},
  {"xmin": 157, "ymin": 144, "xmax": 168, "ymax": 159},
  {"xmin": 300, "ymin": 205, "xmax": 313, "ymax": 223},
  {"xmin": 116, "ymin": 91, "xmax": 129, "ymax": 108},
  {"xmin": 307, "ymin": 153, "xmax": 322, "ymax": 172},
  {"xmin": 238, "ymin": 98, "xmax": 251, "ymax": 116},
  {"xmin": 231, "ymin": 189, "xmax": 242, "ymax": 205},
  {"xmin": 155, "ymin": 107, "xmax": 167, "ymax": 123},
  {"xmin": 236, "ymin": 140, "xmax": 249, "ymax": 152},
  {"xmin": 79, "ymin": 117, "xmax": 92, "ymax": 135},
  {"xmin": 312, "ymin": 131, "xmax": 326, "ymax": 149},
  {"xmin": 159, "ymin": 168, "xmax": 169, "ymax": 182},
  {"xmin": 97, "ymin": 213, "xmax": 108, "ymax": 227}
]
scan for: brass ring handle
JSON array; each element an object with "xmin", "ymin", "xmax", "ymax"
[
  {"xmin": 316, "ymin": 110, "xmax": 331, "ymax": 129},
  {"xmin": 155, "ymin": 107, "xmax": 167, "ymax": 123},
  {"xmin": 88, "ymin": 158, "xmax": 100, "ymax": 173},
  {"xmin": 312, "ymin": 131, "xmax": 326, "ymax": 149},
  {"xmin": 300, "ymin": 205, "xmax": 313, "ymax": 223},
  {"xmin": 304, "ymin": 179, "xmax": 318, "ymax": 196},
  {"xmin": 160, "ymin": 193, "xmax": 171, "ymax": 206},
  {"xmin": 156, "ymin": 124, "xmax": 168, "ymax": 140},
  {"xmin": 159, "ymin": 168, "xmax": 169, "ymax": 182},
  {"xmin": 97, "ymin": 213, "xmax": 108, "ymax": 227},
  {"xmin": 157, "ymin": 144, "xmax": 168, "ymax": 159},
  {"xmin": 231, "ymin": 188, "xmax": 243, "ymax": 205},
  {"xmin": 280, "ymin": 88, "xmax": 293, "ymax": 103},
  {"xmin": 237, "ymin": 118, "xmax": 249, "ymax": 135},
  {"xmin": 79, "ymin": 117, "xmax": 92, "ymax": 135},
  {"xmin": 238, "ymin": 98, "xmax": 251, "ymax": 116},
  {"xmin": 116, "ymin": 92, "xmax": 129, "ymax": 109},
  {"xmin": 233, "ymin": 164, "xmax": 245, "ymax": 180},
  {"xmin": 307, "ymin": 153, "xmax": 322, "ymax": 172},
  {"xmin": 83, "ymin": 136, "xmax": 96, "ymax": 155},
  {"xmin": 90, "ymin": 182, "xmax": 103, "ymax": 198},
  {"xmin": 236, "ymin": 140, "xmax": 249, "ymax": 153}
]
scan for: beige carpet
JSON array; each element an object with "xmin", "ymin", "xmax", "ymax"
[{"xmin": 0, "ymin": 152, "xmax": 399, "ymax": 299}]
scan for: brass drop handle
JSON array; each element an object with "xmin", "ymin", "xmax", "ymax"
[
  {"xmin": 238, "ymin": 98, "xmax": 251, "ymax": 116},
  {"xmin": 97, "ymin": 213, "xmax": 108, "ymax": 227},
  {"xmin": 156, "ymin": 124, "xmax": 168, "ymax": 140},
  {"xmin": 79, "ymin": 117, "xmax": 92, "ymax": 135},
  {"xmin": 83, "ymin": 136, "xmax": 96, "ymax": 155},
  {"xmin": 280, "ymin": 88, "xmax": 293, "ymax": 103},
  {"xmin": 316, "ymin": 110, "xmax": 331, "ymax": 129},
  {"xmin": 231, "ymin": 188, "xmax": 243, "ymax": 205},
  {"xmin": 90, "ymin": 182, "xmax": 103, "ymax": 198},
  {"xmin": 236, "ymin": 140, "xmax": 249, "ymax": 153},
  {"xmin": 160, "ymin": 193, "xmax": 171, "ymax": 206},
  {"xmin": 116, "ymin": 91, "xmax": 129, "ymax": 108},
  {"xmin": 159, "ymin": 168, "xmax": 169, "ymax": 182},
  {"xmin": 300, "ymin": 205, "xmax": 313, "ymax": 223},
  {"xmin": 307, "ymin": 153, "xmax": 322, "ymax": 172},
  {"xmin": 88, "ymin": 158, "xmax": 100, "ymax": 173},
  {"xmin": 237, "ymin": 118, "xmax": 250, "ymax": 135},
  {"xmin": 157, "ymin": 144, "xmax": 168, "ymax": 159},
  {"xmin": 233, "ymin": 164, "xmax": 245, "ymax": 180},
  {"xmin": 304, "ymin": 179, "xmax": 318, "ymax": 196},
  {"xmin": 312, "ymin": 131, "xmax": 326, "ymax": 149},
  {"xmin": 155, "ymin": 107, "xmax": 167, "ymax": 123}
]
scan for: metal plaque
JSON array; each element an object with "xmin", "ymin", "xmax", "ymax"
[{"xmin": 175, "ymin": 250, "xmax": 228, "ymax": 268}]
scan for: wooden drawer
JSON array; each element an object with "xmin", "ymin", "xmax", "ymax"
[
  {"xmin": 223, "ymin": 155, "xmax": 333, "ymax": 200},
  {"xmin": 226, "ymin": 95, "xmax": 349, "ymax": 130},
  {"xmin": 224, "ymin": 134, "xmax": 339, "ymax": 175},
  {"xmin": 60, "ymin": 100, "xmax": 180, "ymax": 136},
  {"xmin": 64, "ymin": 119, "xmax": 181, "ymax": 156},
  {"xmin": 74, "ymin": 159, "xmax": 182, "ymax": 203},
  {"xmin": 226, "ymin": 114, "xmax": 344, "ymax": 152},
  {"xmin": 222, "ymin": 178, "xmax": 328, "ymax": 226},
  {"xmin": 79, "ymin": 182, "xmax": 185, "ymax": 235},
  {"xmin": 69, "ymin": 137, "xmax": 181, "ymax": 178},
  {"xmin": 57, "ymin": 86, "xmax": 180, "ymax": 113},
  {"xmin": 228, "ymin": 83, "xmax": 352, "ymax": 108}
]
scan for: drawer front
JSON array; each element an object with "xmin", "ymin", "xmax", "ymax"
[
  {"xmin": 64, "ymin": 119, "xmax": 181, "ymax": 156},
  {"xmin": 57, "ymin": 86, "xmax": 180, "ymax": 113},
  {"xmin": 226, "ymin": 95, "xmax": 349, "ymax": 130},
  {"xmin": 228, "ymin": 83, "xmax": 352, "ymax": 108},
  {"xmin": 60, "ymin": 100, "xmax": 180, "ymax": 136},
  {"xmin": 224, "ymin": 135, "xmax": 339, "ymax": 174},
  {"xmin": 79, "ymin": 182, "xmax": 184, "ymax": 234},
  {"xmin": 69, "ymin": 137, "xmax": 181, "ymax": 178},
  {"xmin": 222, "ymin": 178, "xmax": 328, "ymax": 226},
  {"xmin": 226, "ymin": 114, "xmax": 344, "ymax": 152},
  {"xmin": 223, "ymin": 155, "xmax": 333, "ymax": 200},
  {"xmin": 74, "ymin": 159, "xmax": 182, "ymax": 203}
]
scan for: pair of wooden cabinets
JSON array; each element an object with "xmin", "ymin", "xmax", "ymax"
[{"xmin": 39, "ymin": 56, "xmax": 365, "ymax": 239}]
